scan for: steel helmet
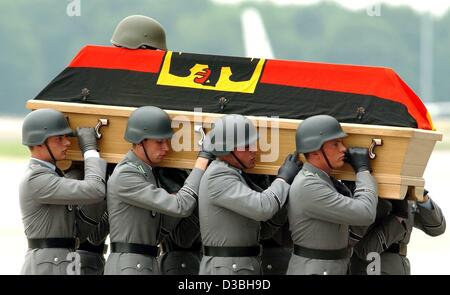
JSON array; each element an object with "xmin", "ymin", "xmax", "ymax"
[
  {"xmin": 296, "ymin": 115, "xmax": 347, "ymax": 153},
  {"xmin": 204, "ymin": 114, "xmax": 259, "ymax": 156},
  {"xmin": 22, "ymin": 109, "xmax": 73, "ymax": 146},
  {"xmin": 124, "ymin": 106, "xmax": 173, "ymax": 143},
  {"xmin": 111, "ymin": 15, "xmax": 167, "ymax": 50}
]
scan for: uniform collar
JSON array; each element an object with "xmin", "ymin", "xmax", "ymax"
[
  {"xmin": 30, "ymin": 157, "xmax": 55, "ymax": 171},
  {"xmin": 125, "ymin": 150, "xmax": 153, "ymax": 175},
  {"xmin": 214, "ymin": 158, "xmax": 243, "ymax": 174},
  {"xmin": 303, "ymin": 162, "xmax": 332, "ymax": 182}
]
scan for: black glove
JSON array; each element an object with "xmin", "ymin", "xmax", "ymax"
[
  {"xmin": 277, "ymin": 152, "xmax": 303, "ymax": 185},
  {"xmin": 344, "ymin": 147, "xmax": 371, "ymax": 173},
  {"xmin": 197, "ymin": 143, "xmax": 216, "ymax": 162},
  {"xmin": 390, "ymin": 199, "xmax": 409, "ymax": 219},
  {"xmin": 76, "ymin": 127, "xmax": 98, "ymax": 154}
]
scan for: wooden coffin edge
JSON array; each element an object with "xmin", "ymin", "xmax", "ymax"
[{"xmin": 26, "ymin": 100, "xmax": 443, "ymax": 201}]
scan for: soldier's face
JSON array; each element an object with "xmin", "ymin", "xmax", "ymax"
[
  {"xmin": 142, "ymin": 138, "xmax": 170, "ymax": 164},
  {"xmin": 46, "ymin": 135, "xmax": 71, "ymax": 160},
  {"xmin": 322, "ymin": 138, "xmax": 347, "ymax": 168},
  {"xmin": 233, "ymin": 144, "xmax": 257, "ymax": 169}
]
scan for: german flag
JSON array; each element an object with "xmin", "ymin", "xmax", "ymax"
[{"xmin": 35, "ymin": 45, "xmax": 434, "ymax": 130}]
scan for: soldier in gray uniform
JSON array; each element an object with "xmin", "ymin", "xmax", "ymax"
[
  {"xmin": 350, "ymin": 188, "xmax": 446, "ymax": 275},
  {"xmin": 104, "ymin": 106, "xmax": 211, "ymax": 275},
  {"xmin": 198, "ymin": 114, "xmax": 302, "ymax": 275},
  {"xmin": 287, "ymin": 114, "xmax": 378, "ymax": 275},
  {"xmin": 19, "ymin": 108, "xmax": 107, "ymax": 275},
  {"xmin": 64, "ymin": 164, "xmax": 109, "ymax": 275}
]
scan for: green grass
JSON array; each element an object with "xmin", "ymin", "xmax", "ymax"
[{"xmin": 0, "ymin": 141, "xmax": 28, "ymax": 159}]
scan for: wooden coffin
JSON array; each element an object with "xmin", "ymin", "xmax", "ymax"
[{"xmin": 26, "ymin": 99, "xmax": 442, "ymax": 201}]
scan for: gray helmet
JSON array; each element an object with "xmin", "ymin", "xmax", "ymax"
[
  {"xmin": 124, "ymin": 106, "xmax": 173, "ymax": 143},
  {"xmin": 296, "ymin": 115, "xmax": 347, "ymax": 153},
  {"xmin": 111, "ymin": 15, "xmax": 167, "ymax": 50},
  {"xmin": 204, "ymin": 114, "xmax": 258, "ymax": 156},
  {"xmin": 22, "ymin": 108, "xmax": 73, "ymax": 146}
]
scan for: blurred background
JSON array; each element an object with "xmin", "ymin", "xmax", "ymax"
[{"xmin": 0, "ymin": 0, "xmax": 449, "ymax": 274}]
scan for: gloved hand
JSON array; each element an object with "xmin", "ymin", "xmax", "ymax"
[
  {"xmin": 390, "ymin": 199, "xmax": 409, "ymax": 219},
  {"xmin": 277, "ymin": 152, "xmax": 302, "ymax": 185},
  {"xmin": 344, "ymin": 147, "xmax": 371, "ymax": 173},
  {"xmin": 197, "ymin": 143, "xmax": 216, "ymax": 162},
  {"xmin": 76, "ymin": 127, "xmax": 98, "ymax": 154}
]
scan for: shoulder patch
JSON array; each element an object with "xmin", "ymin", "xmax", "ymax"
[
  {"xmin": 29, "ymin": 163, "xmax": 43, "ymax": 170},
  {"xmin": 125, "ymin": 162, "xmax": 148, "ymax": 177},
  {"xmin": 302, "ymin": 170, "xmax": 317, "ymax": 178}
]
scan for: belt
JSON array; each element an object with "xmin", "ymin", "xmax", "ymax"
[
  {"xmin": 28, "ymin": 238, "xmax": 79, "ymax": 250},
  {"xmin": 293, "ymin": 245, "xmax": 351, "ymax": 260},
  {"xmin": 111, "ymin": 242, "xmax": 158, "ymax": 257},
  {"xmin": 203, "ymin": 245, "xmax": 261, "ymax": 257},
  {"xmin": 386, "ymin": 243, "xmax": 407, "ymax": 256},
  {"xmin": 163, "ymin": 242, "xmax": 202, "ymax": 253},
  {"xmin": 77, "ymin": 241, "xmax": 108, "ymax": 255}
]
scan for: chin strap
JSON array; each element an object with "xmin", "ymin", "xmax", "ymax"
[
  {"xmin": 230, "ymin": 151, "xmax": 248, "ymax": 170},
  {"xmin": 44, "ymin": 140, "xmax": 57, "ymax": 163},
  {"xmin": 320, "ymin": 146, "xmax": 334, "ymax": 171}
]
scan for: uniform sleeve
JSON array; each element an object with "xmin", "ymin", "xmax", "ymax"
[
  {"xmin": 75, "ymin": 200, "xmax": 108, "ymax": 242},
  {"xmin": 114, "ymin": 166, "xmax": 200, "ymax": 217},
  {"xmin": 260, "ymin": 204, "xmax": 288, "ymax": 240},
  {"xmin": 352, "ymin": 215, "xmax": 407, "ymax": 260},
  {"xmin": 208, "ymin": 169, "xmax": 290, "ymax": 222},
  {"xmin": 30, "ymin": 157, "xmax": 107, "ymax": 205},
  {"xmin": 302, "ymin": 171, "xmax": 378, "ymax": 226},
  {"xmin": 87, "ymin": 211, "xmax": 110, "ymax": 245},
  {"xmin": 414, "ymin": 198, "xmax": 446, "ymax": 236},
  {"xmin": 163, "ymin": 211, "xmax": 201, "ymax": 248}
]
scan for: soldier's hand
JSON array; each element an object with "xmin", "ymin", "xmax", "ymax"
[
  {"xmin": 344, "ymin": 147, "xmax": 371, "ymax": 173},
  {"xmin": 390, "ymin": 199, "xmax": 409, "ymax": 219},
  {"xmin": 277, "ymin": 152, "xmax": 302, "ymax": 185},
  {"xmin": 197, "ymin": 144, "xmax": 216, "ymax": 162},
  {"xmin": 76, "ymin": 127, "xmax": 99, "ymax": 154}
]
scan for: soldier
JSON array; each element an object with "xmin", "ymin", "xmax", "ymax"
[
  {"xmin": 350, "ymin": 188, "xmax": 446, "ymax": 275},
  {"xmin": 198, "ymin": 114, "xmax": 302, "ymax": 275},
  {"xmin": 104, "ymin": 106, "xmax": 212, "ymax": 275},
  {"xmin": 20, "ymin": 108, "xmax": 107, "ymax": 275},
  {"xmin": 111, "ymin": 15, "xmax": 206, "ymax": 275},
  {"xmin": 64, "ymin": 164, "xmax": 109, "ymax": 275},
  {"xmin": 287, "ymin": 114, "xmax": 378, "ymax": 275}
]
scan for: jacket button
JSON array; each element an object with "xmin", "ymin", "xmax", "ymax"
[
  {"xmin": 181, "ymin": 263, "xmax": 186, "ymax": 268},
  {"xmin": 53, "ymin": 257, "xmax": 59, "ymax": 262}
]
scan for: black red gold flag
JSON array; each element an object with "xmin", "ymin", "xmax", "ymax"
[{"xmin": 34, "ymin": 45, "xmax": 434, "ymax": 130}]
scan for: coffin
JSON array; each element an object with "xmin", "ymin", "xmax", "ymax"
[{"xmin": 27, "ymin": 45, "xmax": 443, "ymax": 201}]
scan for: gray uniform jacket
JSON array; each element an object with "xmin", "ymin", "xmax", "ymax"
[
  {"xmin": 19, "ymin": 157, "xmax": 107, "ymax": 275},
  {"xmin": 198, "ymin": 159, "xmax": 290, "ymax": 275},
  {"xmin": 104, "ymin": 151, "xmax": 203, "ymax": 275},
  {"xmin": 287, "ymin": 162, "xmax": 378, "ymax": 275},
  {"xmin": 350, "ymin": 198, "xmax": 446, "ymax": 275},
  {"xmin": 65, "ymin": 166, "xmax": 109, "ymax": 275}
]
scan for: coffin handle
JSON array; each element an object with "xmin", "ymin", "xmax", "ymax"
[
  {"xmin": 94, "ymin": 119, "xmax": 109, "ymax": 139},
  {"xmin": 369, "ymin": 138, "xmax": 383, "ymax": 159},
  {"xmin": 194, "ymin": 122, "xmax": 206, "ymax": 146}
]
